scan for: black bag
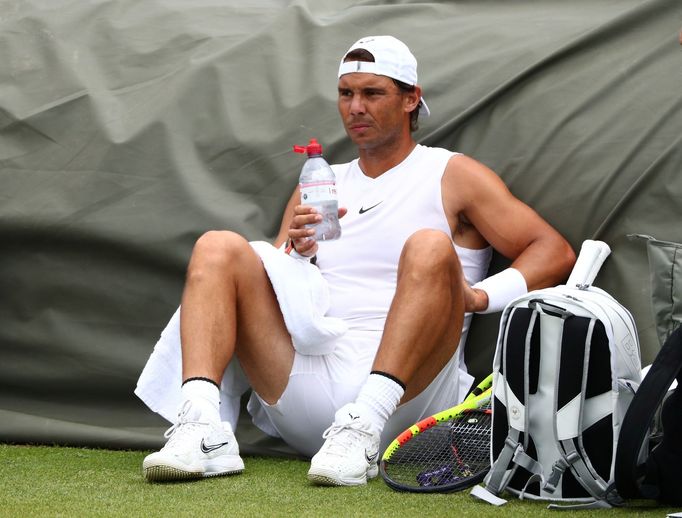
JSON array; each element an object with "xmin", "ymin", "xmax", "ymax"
[{"xmin": 615, "ymin": 325, "xmax": 682, "ymax": 505}]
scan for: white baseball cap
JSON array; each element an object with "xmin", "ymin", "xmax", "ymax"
[{"xmin": 338, "ymin": 35, "xmax": 430, "ymax": 117}]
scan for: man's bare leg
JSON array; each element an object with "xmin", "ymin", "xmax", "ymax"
[
  {"xmin": 374, "ymin": 228, "xmax": 465, "ymax": 402},
  {"xmin": 340, "ymin": 228, "xmax": 464, "ymax": 433},
  {"xmin": 308, "ymin": 229, "xmax": 465, "ymax": 486},
  {"xmin": 144, "ymin": 231, "xmax": 295, "ymax": 481},
  {"xmin": 180, "ymin": 230, "xmax": 294, "ymax": 402}
]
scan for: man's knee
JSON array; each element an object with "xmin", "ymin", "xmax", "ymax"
[
  {"xmin": 188, "ymin": 230, "xmax": 250, "ymax": 278},
  {"xmin": 399, "ymin": 229, "xmax": 462, "ymax": 282}
]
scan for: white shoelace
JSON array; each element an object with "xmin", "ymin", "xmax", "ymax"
[
  {"xmin": 162, "ymin": 401, "xmax": 209, "ymax": 448},
  {"xmin": 320, "ymin": 421, "xmax": 375, "ymax": 457}
]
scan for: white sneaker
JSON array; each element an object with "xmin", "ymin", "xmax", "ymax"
[
  {"xmin": 307, "ymin": 403, "xmax": 381, "ymax": 486},
  {"xmin": 143, "ymin": 401, "xmax": 244, "ymax": 482}
]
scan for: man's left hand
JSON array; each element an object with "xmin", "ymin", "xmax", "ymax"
[{"xmin": 463, "ymin": 285, "xmax": 489, "ymax": 313}]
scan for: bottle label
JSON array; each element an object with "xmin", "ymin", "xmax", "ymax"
[{"xmin": 300, "ymin": 181, "xmax": 337, "ymax": 204}]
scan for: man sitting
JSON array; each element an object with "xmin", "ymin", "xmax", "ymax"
[{"xmin": 137, "ymin": 35, "xmax": 575, "ymax": 486}]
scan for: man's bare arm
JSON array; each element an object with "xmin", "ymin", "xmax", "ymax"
[{"xmin": 443, "ymin": 154, "xmax": 576, "ymax": 308}]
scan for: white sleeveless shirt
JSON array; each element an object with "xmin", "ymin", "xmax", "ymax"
[{"xmin": 316, "ymin": 144, "xmax": 492, "ymax": 332}]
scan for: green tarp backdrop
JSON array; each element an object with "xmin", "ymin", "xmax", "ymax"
[{"xmin": 1, "ymin": 0, "xmax": 681, "ymax": 453}]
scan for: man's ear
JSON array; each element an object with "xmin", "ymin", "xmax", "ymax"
[{"xmin": 404, "ymin": 86, "xmax": 422, "ymax": 113}]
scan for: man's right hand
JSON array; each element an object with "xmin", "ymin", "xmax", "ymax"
[
  {"xmin": 287, "ymin": 205, "xmax": 320, "ymax": 257},
  {"xmin": 286, "ymin": 204, "xmax": 348, "ymax": 258}
]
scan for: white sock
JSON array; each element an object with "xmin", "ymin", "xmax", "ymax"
[
  {"xmin": 354, "ymin": 372, "xmax": 405, "ymax": 431},
  {"xmin": 181, "ymin": 378, "xmax": 221, "ymax": 424}
]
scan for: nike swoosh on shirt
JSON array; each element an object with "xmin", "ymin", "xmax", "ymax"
[
  {"xmin": 358, "ymin": 201, "xmax": 383, "ymax": 214},
  {"xmin": 200, "ymin": 438, "xmax": 230, "ymax": 454}
]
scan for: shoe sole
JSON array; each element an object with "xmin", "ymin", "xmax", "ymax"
[
  {"xmin": 307, "ymin": 467, "xmax": 369, "ymax": 487},
  {"xmin": 143, "ymin": 454, "xmax": 245, "ymax": 483},
  {"xmin": 144, "ymin": 465, "xmax": 244, "ymax": 482},
  {"xmin": 308, "ymin": 473, "xmax": 364, "ymax": 486}
]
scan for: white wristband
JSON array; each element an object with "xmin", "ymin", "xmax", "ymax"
[{"xmin": 472, "ymin": 268, "xmax": 527, "ymax": 314}]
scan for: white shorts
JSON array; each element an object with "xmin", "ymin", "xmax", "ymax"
[{"xmin": 246, "ymin": 328, "xmax": 473, "ymax": 457}]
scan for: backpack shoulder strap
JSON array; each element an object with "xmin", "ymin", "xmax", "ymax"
[{"xmin": 484, "ymin": 304, "xmax": 537, "ymax": 495}]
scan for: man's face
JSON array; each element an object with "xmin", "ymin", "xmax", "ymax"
[{"xmin": 337, "ymin": 72, "xmax": 417, "ymax": 149}]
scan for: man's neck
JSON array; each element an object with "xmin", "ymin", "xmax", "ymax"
[{"xmin": 358, "ymin": 138, "xmax": 417, "ymax": 179}]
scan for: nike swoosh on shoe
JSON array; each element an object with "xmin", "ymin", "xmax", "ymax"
[
  {"xmin": 365, "ymin": 450, "xmax": 379, "ymax": 463},
  {"xmin": 200, "ymin": 439, "xmax": 230, "ymax": 454}
]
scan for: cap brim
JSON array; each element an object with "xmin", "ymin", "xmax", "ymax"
[{"xmin": 419, "ymin": 98, "xmax": 430, "ymax": 117}]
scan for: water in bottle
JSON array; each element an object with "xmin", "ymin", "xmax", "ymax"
[{"xmin": 293, "ymin": 138, "xmax": 341, "ymax": 241}]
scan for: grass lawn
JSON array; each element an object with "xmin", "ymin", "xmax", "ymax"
[{"xmin": 0, "ymin": 444, "xmax": 677, "ymax": 517}]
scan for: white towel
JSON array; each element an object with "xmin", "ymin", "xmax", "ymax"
[
  {"xmin": 135, "ymin": 240, "xmax": 348, "ymax": 425},
  {"xmin": 249, "ymin": 240, "xmax": 347, "ymax": 354}
]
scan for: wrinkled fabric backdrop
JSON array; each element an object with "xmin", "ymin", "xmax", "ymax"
[{"xmin": 1, "ymin": 0, "xmax": 681, "ymax": 453}]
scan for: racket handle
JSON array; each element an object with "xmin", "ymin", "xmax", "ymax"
[{"xmin": 565, "ymin": 240, "xmax": 611, "ymax": 289}]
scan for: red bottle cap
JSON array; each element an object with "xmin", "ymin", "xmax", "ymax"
[{"xmin": 293, "ymin": 138, "xmax": 323, "ymax": 156}]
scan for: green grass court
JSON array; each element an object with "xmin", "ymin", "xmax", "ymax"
[{"xmin": 1, "ymin": 444, "xmax": 678, "ymax": 517}]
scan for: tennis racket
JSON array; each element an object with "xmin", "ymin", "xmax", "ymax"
[{"xmin": 380, "ymin": 374, "xmax": 493, "ymax": 493}]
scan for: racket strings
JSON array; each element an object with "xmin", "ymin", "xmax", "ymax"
[
  {"xmin": 449, "ymin": 411, "xmax": 492, "ymax": 477},
  {"xmin": 383, "ymin": 407, "xmax": 491, "ymax": 490}
]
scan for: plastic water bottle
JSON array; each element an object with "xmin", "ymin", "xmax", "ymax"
[{"xmin": 293, "ymin": 138, "xmax": 341, "ymax": 241}]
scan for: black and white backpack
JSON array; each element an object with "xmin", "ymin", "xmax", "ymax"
[{"xmin": 473, "ymin": 240, "xmax": 642, "ymax": 509}]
